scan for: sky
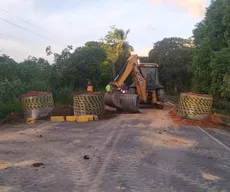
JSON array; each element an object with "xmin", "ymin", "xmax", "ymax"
[{"xmin": 0, "ymin": 0, "xmax": 211, "ymax": 63}]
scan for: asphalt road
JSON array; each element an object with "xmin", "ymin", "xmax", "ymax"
[{"xmin": 0, "ymin": 109, "xmax": 230, "ymax": 192}]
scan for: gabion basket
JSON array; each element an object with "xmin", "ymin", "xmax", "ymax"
[
  {"xmin": 73, "ymin": 92, "xmax": 105, "ymax": 116},
  {"xmin": 21, "ymin": 93, "xmax": 54, "ymax": 119},
  {"xmin": 177, "ymin": 93, "xmax": 213, "ymax": 120}
]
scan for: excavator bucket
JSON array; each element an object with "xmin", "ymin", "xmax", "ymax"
[
  {"xmin": 104, "ymin": 91, "xmax": 140, "ymax": 113},
  {"xmin": 104, "ymin": 91, "xmax": 122, "ymax": 109}
]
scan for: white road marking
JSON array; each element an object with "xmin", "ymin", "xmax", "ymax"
[{"xmin": 197, "ymin": 126, "xmax": 230, "ymax": 152}]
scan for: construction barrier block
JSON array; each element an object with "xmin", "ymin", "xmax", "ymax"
[
  {"xmin": 26, "ymin": 118, "xmax": 36, "ymax": 124},
  {"xmin": 76, "ymin": 116, "xmax": 89, "ymax": 123},
  {"xmin": 66, "ymin": 116, "xmax": 76, "ymax": 122},
  {"xmin": 50, "ymin": 116, "xmax": 65, "ymax": 122},
  {"xmin": 87, "ymin": 115, "xmax": 94, "ymax": 121}
]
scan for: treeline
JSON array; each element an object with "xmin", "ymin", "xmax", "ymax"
[
  {"xmin": 148, "ymin": 37, "xmax": 194, "ymax": 93},
  {"xmin": 0, "ymin": 26, "xmax": 133, "ymax": 118},
  {"xmin": 192, "ymin": 0, "xmax": 230, "ymax": 107},
  {"xmin": 149, "ymin": 0, "xmax": 230, "ymax": 106},
  {"xmin": 0, "ymin": 0, "xmax": 229, "ymax": 118}
]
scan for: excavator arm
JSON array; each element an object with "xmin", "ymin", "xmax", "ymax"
[
  {"xmin": 105, "ymin": 54, "xmax": 147, "ymax": 112},
  {"xmin": 109, "ymin": 54, "xmax": 147, "ymax": 101}
]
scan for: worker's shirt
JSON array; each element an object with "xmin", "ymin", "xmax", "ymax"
[
  {"xmin": 105, "ymin": 84, "xmax": 111, "ymax": 92},
  {"xmin": 87, "ymin": 83, "xmax": 93, "ymax": 92}
]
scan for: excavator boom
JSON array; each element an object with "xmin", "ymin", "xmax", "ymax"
[
  {"xmin": 110, "ymin": 54, "xmax": 147, "ymax": 101},
  {"xmin": 104, "ymin": 54, "xmax": 148, "ymax": 112}
]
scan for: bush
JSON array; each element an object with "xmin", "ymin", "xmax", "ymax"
[
  {"xmin": 53, "ymin": 86, "xmax": 74, "ymax": 106},
  {"xmin": 0, "ymin": 98, "xmax": 22, "ymax": 119}
]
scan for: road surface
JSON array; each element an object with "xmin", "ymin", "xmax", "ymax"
[{"xmin": 0, "ymin": 108, "xmax": 230, "ymax": 192}]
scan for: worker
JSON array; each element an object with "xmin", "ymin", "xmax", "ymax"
[
  {"xmin": 87, "ymin": 80, "xmax": 93, "ymax": 92},
  {"xmin": 105, "ymin": 84, "xmax": 111, "ymax": 92}
]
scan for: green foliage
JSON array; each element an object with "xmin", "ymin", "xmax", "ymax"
[
  {"xmin": 53, "ymin": 86, "xmax": 74, "ymax": 106},
  {"xmin": 149, "ymin": 37, "xmax": 194, "ymax": 92},
  {"xmin": 0, "ymin": 99, "xmax": 22, "ymax": 119},
  {"xmin": 63, "ymin": 45, "xmax": 107, "ymax": 89},
  {"xmin": 0, "ymin": 79, "xmax": 25, "ymax": 119},
  {"xmin": 0, "ymin": 26, "xmax": 134, "ymax": 119},
  {"xmin": 210, "ymin": 48, "xmax": 230, "ymax": 98},
  {"xmin": 0, "ymin": 40, "xmax": 114, "ymax": 119},
  {"xmin": 192, "ymin": 0, "xmax": 230, "ymax": 101},
  {"xmin": 191, "ymin": 43, "xmax": 213, "ymax": 93},
  {"xmin": 101, "ymin": 25, "xmax": 133, "ymax": 77}
]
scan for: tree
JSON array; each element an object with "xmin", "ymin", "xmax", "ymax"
[
  {"xmin": 149, "ymin": 37, "xmax": 194, "ymax": 93},
  {"xmin": 102, "ymin": 25, "xmax": 133, "ymax": 77},
  {"xmin": 192, "ymin": 0, "xmax": 230, "ymax": 100},
  {"xmin": 58, "ymin": 43, "xmax": 107, "ymax": 90},
  {"xmin": 84, "ymin": 41, "xmax": 113, "ymax": 86},
  {"xmin": 0, "ymin": 54, "xmax": 19, "ymax": 81}
]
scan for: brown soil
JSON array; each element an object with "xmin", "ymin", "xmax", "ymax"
[
  {"xmin": 51, "ymin": 106, "xmax": 74, "ymax": 117},
  {"xmin": 169, "ymin": 106, "xmax": 226, "ymax": 128},
  {"xmin": 137, "ymin": 123, "xmax": 145, "ymax": 128},
  {"xmin": 168, "ymin": 138, "xmax": 188, "ymax": 145},
  {"xmin": 73, "ymin": 91, "xmax": 104, "ymax": 96},
  {"xmin": 0, "ymin": 160, "xmax": 8, "ymax": 169},
  {"xmin": 98, "ymin": 106, "xmax": 118, "ymax": 120},
  {"xmin": 140, "ymin": 107, "xmax": 176, "ymax": 129},
  {"xmin": 20, "ymin": 91, "xmax": 51, "ymax": 98},
  {"xmin": 0, "ymin": 112, "xmax": 24, "ymax": 125},
  {"xmin": 0, "ymin": 160, "xmax": 40, "ymax": 170},
  {"xmin": 141, "ymin": 132, "xmax": 196, "ymax": 148},
  {"xmin": 202, "ymin": 172, "xmax": 220, "ymax": 181}
]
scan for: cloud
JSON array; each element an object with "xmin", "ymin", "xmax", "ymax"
[
  {"xmin": 152, "ymin": 0, "xmax": 206, "ymax": 18},
  {"xmin": 0, "ymin": 0, "xmax": 208, "ymax": 62},
  {"xmin": 0, "ymin": 0, "xmax": 126, "ymax": 62}
]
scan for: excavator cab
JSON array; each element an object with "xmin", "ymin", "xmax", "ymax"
[
  {"xmin": 128, "ymin": 63, "xmax": 164, "ymax": 108},
  {"xmin": 129, "ymin": 63, "xmax": 163, "ymax": 92}
]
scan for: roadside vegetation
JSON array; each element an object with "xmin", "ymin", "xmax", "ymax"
[{"xmin": 0, "ymin": 0, "xmax": 229, "ymax": 119}]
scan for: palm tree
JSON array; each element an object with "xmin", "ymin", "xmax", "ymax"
[
  {"xmin": 103, "ymin": 26, "xmax": 134, "ymax": 77},
  {"xmin": 114, "ymin": 29, "xmax": 134, "ymax": 54}
]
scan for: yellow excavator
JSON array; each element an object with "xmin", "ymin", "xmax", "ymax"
[{"xmin": 104, "ymin": 54, "xmax": 165, "ymax": 112}]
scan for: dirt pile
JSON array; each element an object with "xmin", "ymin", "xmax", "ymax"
[
  {"xmin": 98, "ymin": 105, "xmax": 117, "ymax": 120},
  {"xmin": 51, "ymin": 106, "xmax": 74, "ymax": 117},
  {"xmin": 169, "ymin": 106, "xmax": 227, "ymax": 128},
  {"xmin": 73, "ymin": 91, "xmax": 104, "ymax": 96},
  {"xmin": 20, "ymin": 91, "xmax": 51, "ymax": 98},
  {"xmin": 0, "ymin": 112, "xmax": 24, "ymax": 125}
]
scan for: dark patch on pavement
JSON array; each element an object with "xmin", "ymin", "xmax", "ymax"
[{"xmin": 32, "ymin": 163, "xmax": 44, "ymax": 167}]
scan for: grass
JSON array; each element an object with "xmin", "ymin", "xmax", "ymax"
[
  {"xmin": 166, "ymin": 93, "xmax": 180, "ymax": 104},
  {"xmin": 213, "ymin": 108, "xmax": 230, "ymax": 116}
]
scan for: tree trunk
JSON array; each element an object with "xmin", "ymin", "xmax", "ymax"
[
  {"xmin": 174, "ymin": 85, "xmax": 178, "ymax": 93},
  {"xmin": 112, "ymin": 62, "xmax": 116, "ymax": 78}
]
